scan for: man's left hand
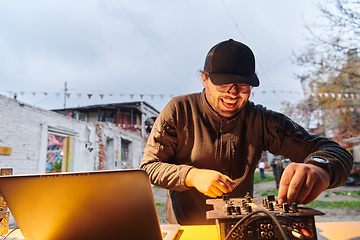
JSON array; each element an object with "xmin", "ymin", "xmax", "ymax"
[{"xmin": 277, "ymin": 163, "xmax": 330, "ymax": 205}]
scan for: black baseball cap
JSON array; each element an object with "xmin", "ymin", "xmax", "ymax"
[{"xmin": 203, "ymin": 39, "xmax": 260, "ymax": 87}]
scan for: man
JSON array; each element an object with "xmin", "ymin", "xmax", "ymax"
[
  {"xmin": 271, "ymin": 155, "xmax": 284, "ymax": 188},
  {"xmin": 140, "ymin": 39, "xmax": 353, "ymax": 225}
]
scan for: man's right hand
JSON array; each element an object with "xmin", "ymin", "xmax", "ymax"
[{"xmin": 185, "ymin": 168, "xmax": 236, "ymax": 198}]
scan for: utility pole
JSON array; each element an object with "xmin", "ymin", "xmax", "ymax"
[{"xmin": 64, "ymin": 81, "xmax": 67, "ymax": 109}]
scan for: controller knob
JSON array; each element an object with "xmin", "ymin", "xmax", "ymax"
[
  {"xmin": 236, "ymin": 206, "xmax": 241, "ymax": 215},
  {"xmin": 245, "ymin": 204, "xmax": 252, "ymax": 213},
  {"xmin": 283, "ymin": 203, "xmax": 289, "ymax": 213},
  {"xmin": 268, "ymin": 202, "xmax": 274, "ymax": 211},
  {"xmin": 292, "ymin": 203, "xmax": 298, "ymax": 212},
  {"xmin": 226, "ymin": 205, "xmax": 232, "ymax": 215}
]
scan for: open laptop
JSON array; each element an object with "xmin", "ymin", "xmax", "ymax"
[{"xmin": 0, "ymin": 169, "xmax": 179, "ymax": 240}]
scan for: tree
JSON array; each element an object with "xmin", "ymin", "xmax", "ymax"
[
  {"xmin": 283, "ymin": 0, "xmax": 360, "ymax": 147},
  {"xmin": 296, "ymin": 0, "xmax": 360, "ymax": 80}
]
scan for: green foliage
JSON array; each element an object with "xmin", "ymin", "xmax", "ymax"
[
  {"xmin": 253, "ymin": 172, "xmax": 275, "ymax": 184},
  {"xmin": 332, "ymin": 191, "xmax": 360, "ymax": 197},
  {"xmin": 156, "ymin": 202, "xmax": 165, "ymax": 207},
  {"xmin": 306, "ymin": 200, "xmax": 360, "ymax": 208},
  {"xmin": 255, "ymin": 189, "xmax": 279, "ymax": 197},
  {"xmin": 51, "ymin": 160, "xmax": 62, "ymax": 172}
]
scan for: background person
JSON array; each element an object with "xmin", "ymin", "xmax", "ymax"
[
  {"xmin": 140, "ymin": 39, "xmax": 353, "ymax": 225},
  {"xmin": 259, "ymin": 159, "xmax": 266, "ymax": 179},
  {"xmin": 271, "ymin": 155, "xmax": 284, "ymax": 188}
]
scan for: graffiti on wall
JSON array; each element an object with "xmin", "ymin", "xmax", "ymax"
[{"xmin": 46, "ymin": 134, "xmax": 64, "ymax": 173}]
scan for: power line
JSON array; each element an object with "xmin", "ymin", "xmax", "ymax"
[
  {"xmin": 114, "ymin": 0, "xmax": 190, "ymax": 92},
  {"xmin": 220, "ymin": 0, "xmax": 247, "ymax": 41},
  {"xmin": 220, "ymin": 0, "xmax": 283, "ymax": 103}
]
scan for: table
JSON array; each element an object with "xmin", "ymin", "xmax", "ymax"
[
  {"xmin": 3, "ymin": 222, "xmax": 360, "ymax": 240},
  {"xmin": 175, "ymin": 225, "xmax": 219, "ymax": 240},
  {"xmin": 315, "ymin": 222, "xmax": 360, "ymax": 240},
  {"xmin": 176, "ymin": 222, "xmax": 360, "ymax": 240}
]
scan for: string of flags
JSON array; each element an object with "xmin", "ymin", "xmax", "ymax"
[
  {"xmin": 6, "ymin": 89, "xmax": 360, "ymax": 118},
  {"xmin": 285, "ymin": 106, "xmax": 360, "ymax": 118},
  {"xmin": 4, "ymin": 90, "xmax": 306, "ymax": 99},
  {"xmin": 4, "ymin": 91, "xmax": 178, "ymax": 100},
  {"xmin": 7, "ymin": 90, "xmax": 360, "ymax": 99},
  {"xmin": 314, "ymin": 92, "xmax": 360, "ymax": 99},
  {"xmin": 3, "ymin": 90, "xmax": 360, "ymax": 101}
]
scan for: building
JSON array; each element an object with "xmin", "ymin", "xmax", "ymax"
[
  {"xmin": 0, "ymin": 95, "xmax": 159, "ymax": 175},
  {"xmin": 52, "ymin": 101, "xmax": 159, "ymax": 139},
  {"xmin": 52, "ymin": 102, "xmax": 160, "ymax": 170}
]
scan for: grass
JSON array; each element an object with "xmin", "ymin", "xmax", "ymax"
[
  {"xmin": 156, "ymin": 202, "xmax": 165, "ymax": 207},
  {"xmin": 253, "ymin": 171, "xmax": 275, "ymax": 184},
  {"xmin": 306, "ymin": 200, "xmax": 360, "ymax": 208},
  {"xmin": 255, "ymin": 189, "xmax": 279, "ymax": 197},
  {"xmin": 332, "ymin": 190, "xmax": 360, "ymax": 197},
  {"xmin": 155, "ymin": 202, "xmax": 165, "ymax": 214}
]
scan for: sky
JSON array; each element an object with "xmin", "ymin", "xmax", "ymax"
[{"xmin": 0, "ymin": 0, "xmax": 320, "ymax": 113}]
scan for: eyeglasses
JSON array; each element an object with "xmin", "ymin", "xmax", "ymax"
[{"xmin": 216, "ymin": 83, "xmax": 253, "ymax": 94}]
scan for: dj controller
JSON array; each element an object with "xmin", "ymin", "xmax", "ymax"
[{"xmin": 206, "ymin": 193, "xmax": 324, "ymax": 240}]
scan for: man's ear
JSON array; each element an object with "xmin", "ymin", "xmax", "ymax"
[{"xmin": 201, "ymin": 72, "xmax": 208, "ymax": 87}]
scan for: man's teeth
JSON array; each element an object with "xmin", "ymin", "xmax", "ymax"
[{"xmin": 222, "ymin": 99, "xmax": 237, "ymax": 104}]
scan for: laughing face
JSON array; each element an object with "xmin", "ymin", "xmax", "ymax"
[{"xmin": 201, "ymin": 72, "xmax": 250, "ymax": 118}]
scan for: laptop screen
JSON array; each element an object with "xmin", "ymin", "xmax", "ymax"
[{"xmin": 0, "ymin": 169, "xmax": 165, "ymax": 240}]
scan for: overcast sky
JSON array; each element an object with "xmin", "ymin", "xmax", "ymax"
[{"xmin": 0, "ymin": 0, "xmax": 320, "ymax": 113}]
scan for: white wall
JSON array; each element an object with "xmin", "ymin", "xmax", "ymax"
[{"xmin": 0, "ymin": 95, "xmax": 96, "ymax": 175}]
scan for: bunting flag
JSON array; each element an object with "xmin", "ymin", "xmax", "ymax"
[
  {"xmin": 87, "ymin": 94, "xmax": 92, "ymax": 99},
  {"xmin": 100, "ymin": 94, "xmax": 104, "ymax": 99}
]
